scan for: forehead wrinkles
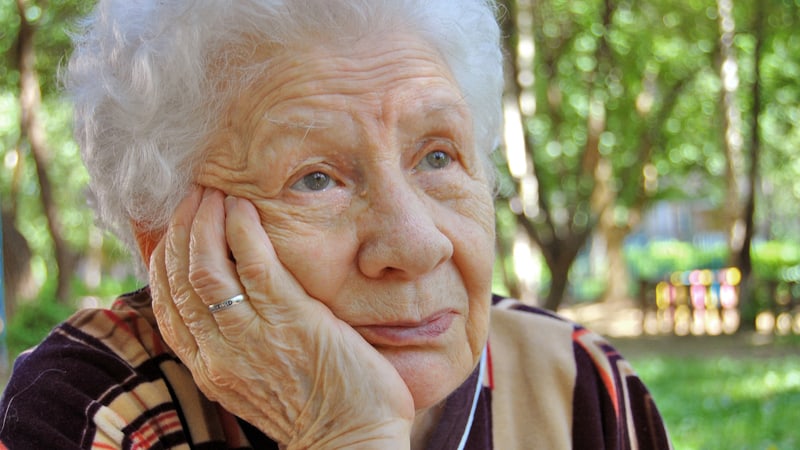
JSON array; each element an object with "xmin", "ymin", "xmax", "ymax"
[
  {"xmin": 259, "ymin": 97, "xmax": 469, "ymax": 160},
  {"xmin": 239, "ymin": 39, "xmax": 470, "ymax": 158},
  {"xmin": 263, "ymin": 99, "xmax": 466, "ymax": 131},
  {"xmin": 251, "ymin": 32, "xmax": 459, "ymax": 103},
  {"xmin": 263, "ymin": 114, "xmax": 331, "ymax": 145}
]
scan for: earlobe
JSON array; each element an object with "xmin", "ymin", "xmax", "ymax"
[{"xmin": 131, "ymin": 221, "xmax": 164, "ymax": 267}]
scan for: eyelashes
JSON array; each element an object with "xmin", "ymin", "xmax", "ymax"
[
  {"xmin": 291, "ymin": 171, "xmax": 338, "ymax": 192},
  {"xmin": 287, "ymin": 138, "xmax": 461, "ymax": 195},
  {"xmin": 415, "ymin": 149, "xmax": 453, "ymax": 172}
]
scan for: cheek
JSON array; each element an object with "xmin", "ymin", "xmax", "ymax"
[
  {"xmin": 460, "ymin": 247, "xmax": 492, "ymax": 360},
  {"xmin": 449, "ymin": 195, "xmax": 495, "ymax": 359},
  {"xmin": 465, "ymin": 294, "xmax": 491, "ymax": 361},
  {"xmin": 449, "ymin": 192, "xmax": 495, "ymax": 294},
  {"xmin": 261, "ymin": 214, "xmax": 358, "ymax": 302}
]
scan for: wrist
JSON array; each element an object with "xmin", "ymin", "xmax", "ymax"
[{"xmin": 286, "ymin": 418, "xmax": 412, "ymax": 450}]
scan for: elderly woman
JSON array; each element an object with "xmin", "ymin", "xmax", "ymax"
[{"xmin": 0, "ymin": 1, "xmax": 671, "ymax": 449}]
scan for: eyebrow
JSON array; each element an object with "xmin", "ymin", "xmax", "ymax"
[
  {"xmin": 416, "ymin": 100, "xmax": 471, "ymax": 127},
  {"xmin": 423, "ymin": 96, "xmax": 468, "ymax": 113},
  {"xmin": 417, "ymin": 98, "xmax": 472, "ymax": 128}
]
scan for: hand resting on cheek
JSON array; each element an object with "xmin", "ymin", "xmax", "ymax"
[{"xmin": 149, "ymin": 187, "xmax": 415, "ymax": 449}]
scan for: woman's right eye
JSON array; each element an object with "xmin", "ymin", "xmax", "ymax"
[{"xmin": 291, "ymin": 171, "xmax": 336, "ymax": 192}]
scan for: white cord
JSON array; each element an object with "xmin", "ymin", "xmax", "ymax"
[{"xmin": 457, "ymin": 347, "xmax": 486, "ymax": 450}]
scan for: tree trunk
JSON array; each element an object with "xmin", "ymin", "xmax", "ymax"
[
  {"xmin": 734, "ymin": 2, "xmax": 764, "ymax": 327},
  {"xmin": 544, "ymin": 258, "xmax": 571, "ymax": 311},
  {"xmin": 2, "ymin": 210, "xmax": 34, "ymax": 315},
  {"xmin": 495, "ymin": 229, "xmax": 522, "ymax": 300},
  {"xmin": 599, "ymin": 222, "xmax": 633, "ymax": 304},
  {"xmin": 16, "ymin": 0, "xmax": 76, "ymax": 302},
  {"xmin": 498, "ymin": 0, "xmax": 540, "ymax": 304},
  {"xmin": 716, "ymin": 0, "xmax": 748, "ymax": 260}
]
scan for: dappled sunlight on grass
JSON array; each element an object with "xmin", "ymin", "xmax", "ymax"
[{"xmin": 630, "ymin": 355, "xmax": 800, "ymax": 450}]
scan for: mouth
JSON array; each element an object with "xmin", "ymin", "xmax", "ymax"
[{"xmin": 354, "ymin": 310, "xmax": 457, "ymax": 347}]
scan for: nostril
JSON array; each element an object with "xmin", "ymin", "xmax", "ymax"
[
  {"xmin": 357, "ymin": 227, "xmax": 453, "ymax": 280},
  {"xmin": 355, "ymin": 183, "xmax": 454, "ymax": 279}
]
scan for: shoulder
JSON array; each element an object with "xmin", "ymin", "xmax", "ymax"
[
  {"xmin": 488, "ymin": 294, "xmax": 642, "ymax": 397},
  {"xmin": 488, "ymin": 295, "xmax": 601, "ymax": 403},
  {"xmin": 489, "ymin": 295, "xmax": 591, "ymax": 360},
  {"xmin": 487, "ymin": 295, "xmax": 672, "ymax": 449},
  {"xmin": 490, "ymin": 294, "xmax": 618, "ymax": 359},
  {"xmin": 0, "ymin": 288, "xmax": 189, "ymax": 448},
  {"xmin": 7, "ymin": 287, "xmax": 171, "ymax": 393},
  {"xmin": 490, "ymin": 295, "xmax": 576, "ymax": 331}
]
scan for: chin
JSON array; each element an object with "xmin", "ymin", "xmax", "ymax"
[{"xmin": 380, "ymin": 344, "xmax": 478, "ymax": 411}]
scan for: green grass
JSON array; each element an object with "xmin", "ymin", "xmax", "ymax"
[{"xmin": 630, "ymin": 355, "xmax": 800, "ymax": 450}]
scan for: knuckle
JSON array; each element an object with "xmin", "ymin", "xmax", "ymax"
[
  {"xmin": 181, "ymin": 304, "xmax": 208, "ymax": 323},
  {"xmin": 188, "ymin": 263, "xmax": 223, "ymax": 293},
  {"xmin": 236, "ymin": 259, "xmax": 269, "ymax": 283},
  {"xmin": 202, "ymin": 360, "xmax": 237, "ymax": 390}
]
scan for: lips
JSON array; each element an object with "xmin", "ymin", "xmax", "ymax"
[{"xmin": 354, "ymin": 310, "xmax": 456, "ymax": 347}]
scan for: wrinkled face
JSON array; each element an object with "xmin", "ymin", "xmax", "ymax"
[{"xmin": 198, "ymin": 33, "xmax": 495, "ymax": 410}]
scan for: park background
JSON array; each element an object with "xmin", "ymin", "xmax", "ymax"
[{"xmin": 1, "ymin": 0, "xmax": 799, "ymax": 448}]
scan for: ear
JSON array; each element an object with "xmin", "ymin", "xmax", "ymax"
[{"xmin": 131, "ymin": 221, "xmax": 164, "ymax": 268}]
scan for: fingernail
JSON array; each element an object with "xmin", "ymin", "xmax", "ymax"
[
  {"xmin": 202, "ymin": 187, "xmax": 216, "ymax": 199},
  {"xmin": 224, "ymin": 195, "xmax": 237, "ymax": 212}
]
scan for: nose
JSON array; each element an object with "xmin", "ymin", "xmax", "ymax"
[{"xmin": 357, "ymin": 176, "xmax": 454, "ymax": 280}]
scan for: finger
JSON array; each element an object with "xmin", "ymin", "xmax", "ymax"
[
  {"xmin": 223, "ymin": 195, "xmax": 314, "ymax": 322},
  {"xmin": 189, "ymin": 188, "xmax": 254, "ymax": 329},
  {"xmin": 150, "ymin": 236, "xmax": 200, "ymax": 364},
  {"xmin": 165, "ymin": 187, "xmax": 223, "ymax": 344}
]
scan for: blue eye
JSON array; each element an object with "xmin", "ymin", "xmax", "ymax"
[
  {"xmin": 291, "ymin": 171, "xmax": 335, "ymax": 192},
  {"xmin": 418, "ymin": 150, "xmax": 452, "ymax": 170}
]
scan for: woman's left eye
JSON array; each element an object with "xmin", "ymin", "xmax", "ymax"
[
  {"xmin": 417, "ymin": 150, "xmax": 452, "ymax": 171},
  {"xmin": 291, "ymin": 171, "xmax": 336, "ymax": 192}
]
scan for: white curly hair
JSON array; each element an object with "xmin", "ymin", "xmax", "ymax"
[{"xmin": 65, "ymin": 0, "xmax": 504, "ymax": 266}]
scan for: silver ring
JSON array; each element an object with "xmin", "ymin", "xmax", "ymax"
[{"xmin": 208, "ymin": 294, "xmax": 245, "ymax": 313}]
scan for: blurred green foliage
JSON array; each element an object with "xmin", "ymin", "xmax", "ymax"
[
  {"xmin": 1, "ymin": 0, "xmax": 136, "ymax": 305},
  {"xmin": 494, "ymin": 0, "xmax": 800, "ymax": 309},
  {"xmin": 530, "ymin": 239, "xmax": 800, "ymax": 305},
  {"xmin": 626, "ymin": 240, "xmax": 729, "ymax": 281},
  {"xmin": 6, "ymin": 275, "xmax": 141, "ymax": 359},
  {"xmin": 5, "ymin": 287, "xmax": 74, "ymax": 358},
  {"xmin": 626, "ymin": 239, "xmax": 800, "ymax": 282}
]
